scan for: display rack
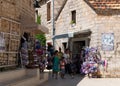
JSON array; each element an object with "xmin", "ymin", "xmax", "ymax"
[{"xmin": 0, "ymin": 18, "xmax": 21, "ymax": 68}]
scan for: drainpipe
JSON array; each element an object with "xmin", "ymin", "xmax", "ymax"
[{"xmin": 52, "ymin": 0, "xmax": 55, "ymax": 48}]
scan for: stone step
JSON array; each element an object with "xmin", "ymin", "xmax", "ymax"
[
  {"xmin": 0, "ymin": 68, "xmax": 26, "ymax": 83},
  {"xmin": 0, "ymin": 75, "xmax": 34, "ymax": 86},
  {"xmin": 0, "ymin": 72, "xmax": 49, "ymax": 86},
  {"xmin": 7, "ymin": 72, "xmax": 49, "ymax": 86}
]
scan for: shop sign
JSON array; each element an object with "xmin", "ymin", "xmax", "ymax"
[
  {"xmin": 101, "ymin": 33, "xmax": 114, "ymax": 51},
  {"xmin": 68, "ymin": 32, "xmax": 74, "ymax": 37},
  {"xmin": 0, "ymin": 32, "xmax": 5, "ymax": 52}
]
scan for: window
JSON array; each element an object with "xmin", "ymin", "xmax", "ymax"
[
  {"xmin": 47, "ymin": 2, "xmax": 51, "ymax": 21},
  {"xmin": 35, "ymin": 10, "xmax": 38, "ymax": 23},
  {"xmin": 35, "ymin": 10, "xmax": 38, "ymax": 15},
  {"xmin": 71, "ymin": 10, "xmax": 76, "ymax": 24},
  {"xmin": 62, "ymin": 42, "xmax": 67, "ymax": 51}
]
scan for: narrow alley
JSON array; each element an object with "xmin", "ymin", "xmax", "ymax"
[{"xmin": 1, "ymin": 0, "xmax": 120, "ymax": 86}]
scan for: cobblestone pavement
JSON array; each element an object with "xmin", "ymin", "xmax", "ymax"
[
  {"xmin": 39, "ymin": 74, "xmax": 84, "ymax": 86},
  {"xmin": 39, "ymin": 74, "xmax": 120, "ymax": 86}
]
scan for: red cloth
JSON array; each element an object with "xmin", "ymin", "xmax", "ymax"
[{"xmin": 36, "ymin": 49, "xmax": 43, "ymax": 55}]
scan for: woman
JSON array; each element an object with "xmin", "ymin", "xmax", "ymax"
[{"xmin": 52, "ymin": 50, "xmax": 60, "ymax": 79}]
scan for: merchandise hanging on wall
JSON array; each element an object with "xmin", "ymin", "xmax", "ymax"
[
  {"xmin": 80, "ymin": 47, "xmax": 106, "ymax": 78},
  {"xmin": 20, "ymin": 33, "xmax": 29, "ymax": 67},
  {"xmin": 101, "ymin": 33, "xmax": 114, "ymax": 51},
  {"xmin": 0, "ymin": 32, "xmax": 5, "ymax": 52}
]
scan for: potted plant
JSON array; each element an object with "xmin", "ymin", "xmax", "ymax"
[
  {"xmin": 37, "ymin": 15, "xmax": 41, "ymax": 24},
  {"xmin": 70, "ymin": 20, "xmax": 75, "ymax": 27}
]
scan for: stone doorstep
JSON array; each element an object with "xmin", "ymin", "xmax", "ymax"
[
  {"xmin": 0, "ymin": 68, "xmax": 26, "ymax": 82},
  {"xmin": 6, "ymin": 72, "xmax": 49, "ymax": 86},
  {"xmin": 101, "ymin": 70, "xmax": 120, "ymax": 78},
  {"xmin": 1, "ymin": 75, "xmax": 35, "ymax": 86},
  {"xmin": 90, "ymin": 69, "xmax": 120, "ymax": 78},
  {"xmin": 104, "ymin": 74, "xmax": 120, "ymax": 78},
  {"xmin": 0, "ymin": 68, "xmax": 49, "ymax": 86}
]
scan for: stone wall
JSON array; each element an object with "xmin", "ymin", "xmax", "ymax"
[
  {"xmin": 0, "ymin": 0, "xmax": 20, "ymax": 21},
  {"xmin": 0, "ymin": 0, "xmax": 35, "ymax": 27},
  {"xmin": 38, "ymin": 0, "xmax": 98, "ymax": 47},
  {"xmin": 0, "ymin": 0, "xmax": 36, "ymax": 67},
  {"xmin": 38, "ymin": 0, "xmax": 69, "ymax": 42},
  {"xmin": 37, "ymin": 0, "xmax": 52, "ymax": 42},
  {"xmin": 20, "ymin": 0, "xmax": 36, "ymax": 28},
  {"xmin": 0, "ymin": 0, "xmax": 21, "ymax": 66},
  {"xmin": 55, "ymin": 0, "xmax": 98, "ymax": 48},
  {"xmin": 39, "ymin": 0, "xmax": 120, "ymax": 74},
  {"xmin": 95, "ymin": 16, "xmax": 120, "ymax": 72}
]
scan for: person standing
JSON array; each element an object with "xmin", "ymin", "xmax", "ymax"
[
  {"xmin": 47, "ymin": 43, "xmax": 54, "ymax": 57},
  {"xmin": 63, "ymin": 49, "xmax": 71, "ymax": 74},
  {"xmin": 52, "ymin": 50, "xmax": 60, "ymax": 79},
  {"xmin": 58, "ymin": 47, "xmax": 63, "ymax": 59},
  {"xmin": 20, "ymin": 32, "xmax": 29, "ymax": 67},
  {"xmin": 60, "ymin": 57, "xmax": 66, "ymax": 79}
]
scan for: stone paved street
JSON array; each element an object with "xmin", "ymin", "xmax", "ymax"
[
  {"xmin": 77, "ymin": 77, "xmax": 120, "ymax": 86},
  {"xmin": 39, "ymin": 74, "xmax": 84, "ymax": 86},
  {"xmin": 39, "ymin": 74, "xmax": 120, "ymax": 86}
]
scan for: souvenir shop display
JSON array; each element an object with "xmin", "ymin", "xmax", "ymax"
[
  {"xmin": 81, "ymin": 47, "xmax": 105, "ymax": 78},
  {"xmin": 20, "ymin": 33, "xmax": 29, "ymax": 67},
  {"xmin": 0, "ymin": 20, "xmax": 20, "ymax": 67},
  {"xmin": 21, "ymin": 41, "xmax": 29, "ymax": 66},
  {"xmin": 26, "ymin": 40, "xmax": 45, "ymax": 69}
]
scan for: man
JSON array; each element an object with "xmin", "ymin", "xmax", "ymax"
[
  {"xmin": 63, "ymin": 49, "xmax": 71, "ymax": 74},
  {"xmin": 58, "ymin": 47, "xmax": 63, "ymax": 59},
  {"xmin": 47, "ymin": 43, "xmax": 54, "ymax": 57}
]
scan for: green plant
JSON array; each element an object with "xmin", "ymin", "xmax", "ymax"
[
  {"xmin": 70, "ymin": 20, "xmax": 75, "ymax": 24},
  {"xmin": 37, "ymin": 15, "xmax": 41, "ymax": 24},
  {"xmin": 35, "ymin": 34, "xmax": 46, "ymax": 46}
]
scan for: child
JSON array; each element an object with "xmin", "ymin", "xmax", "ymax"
[
  {"xmin": 60, "ymin": 57, "xmax": 66, "ymax": 79},
  {"xmin": 39, "ymin": 57, "xmax": 45, "ymax": 73},
  {"xmin": 69, "ymin": 60, "xmax": 76, "ymax": 78}
]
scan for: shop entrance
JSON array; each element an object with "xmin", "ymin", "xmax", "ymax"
[
  {"xmin": 72, "ymin": 41, "xmax": 85, "ymax": 57},
  {"xmin": 71, "ymin": 40, "xmax": 86, "ymax": 73}
]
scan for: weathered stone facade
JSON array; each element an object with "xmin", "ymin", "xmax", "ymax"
[
  {"xmin": 38, "ymin": 0, "xmax": 120, "ymax": 76},
  {"xmin": 0, "ymin": 0, "xmax": 36, "ymax": 67},
  {"xmin": 38, "ymin": 0, "xmax": 68, "ymax": 42}
]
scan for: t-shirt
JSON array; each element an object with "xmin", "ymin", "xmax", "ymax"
[
  {"xmin": 60, "ymin": 60, "xmax": 65, "ymax": 69},
  {"xmin": 63, "ymin": 53, "xmax": 70, "ymax": 64},
  {"xmin": 58, "ymin": 52, "xmax": 63, "ymax": 59}
]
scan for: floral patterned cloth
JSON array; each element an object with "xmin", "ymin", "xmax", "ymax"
[{"xmin": 81, "ymin": 47, "xmax": 104, "ymax": 75}]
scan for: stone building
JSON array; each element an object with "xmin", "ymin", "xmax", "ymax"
[
  {"xmin": 38, "ymin": 0, "xmax": 120, "ymax": 75},
  {"xmin": 0, "ymin": 0, "xmax": 47, "ymax": 68},
  {"xmin": 0, "ymin": 0, "xmax": 21, "ymax": 68}
]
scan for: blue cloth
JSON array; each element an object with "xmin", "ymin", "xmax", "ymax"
[{"xmin": 53, "ymin": 56, "xmax": 60, "ymax": 72}]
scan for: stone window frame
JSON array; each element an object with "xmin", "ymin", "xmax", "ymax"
[
  {"xmin": 71, "ymin": 10, "xmax": 76, "ymax": 24},
  {"xmin": 47, "ymin": 1, "xmax": 51, "ymax": 21}
]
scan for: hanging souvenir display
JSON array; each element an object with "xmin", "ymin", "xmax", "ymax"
[{"xmin": 81, "ymin": 47, "xmax": 106, "ymax": 78}]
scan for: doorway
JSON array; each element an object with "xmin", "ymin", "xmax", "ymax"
[
  {"xmin": 72, "ymin": 41, "xmax": 85, "ymax": 55},
  {"xmin": 62, "ymin": 42, "xmax": 67, "ymax": 52},
  {"xmin": 72, "ymin": 40, "xmax": 86, "ymax": 73}
]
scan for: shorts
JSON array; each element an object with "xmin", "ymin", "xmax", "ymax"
[{"xmin": 61, "ymin": 69, "xmax": 65, "ymax": 74}]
